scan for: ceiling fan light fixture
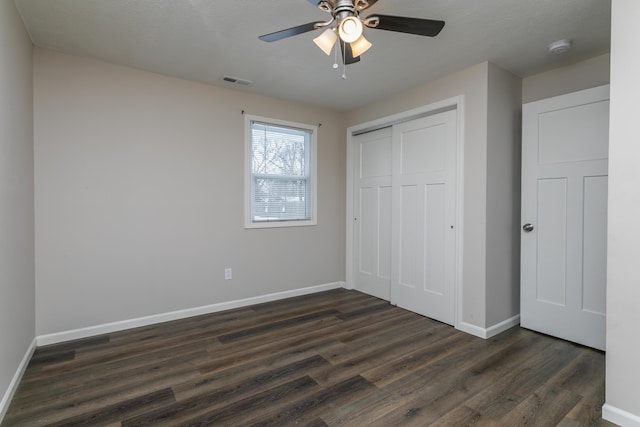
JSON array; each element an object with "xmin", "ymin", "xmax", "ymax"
[
  {"xmin": 313, "ymin": 27, "xmax": 338, "ymax": 55},
  {"xmin": 258, "ymin": 1, "xmax": 447, "ymax": 72},
  {"xmin": 350, "ymin": 35, "xmax": 372, "ymax": 57},
  {"xmin": 339, "ymin": 16, "xmax": 363, "ymax": 43}
]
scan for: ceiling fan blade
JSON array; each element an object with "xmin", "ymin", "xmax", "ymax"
[
  {"xmin": 259, "ymin": 22, "xmax": 323, "ymax": 42},
  {"xmin": 367, "ymin": 14, "xmax": 445, "ymax": 37},
  {"xmin": 340, "ymin": 41, "xmax": 361, "ymax": 65}
]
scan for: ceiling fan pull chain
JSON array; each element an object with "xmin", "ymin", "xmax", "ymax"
[
  {"xmin": 333, "ymin": 42, "xmax": 339, "ymax": 69},
  {"xmin": 341, "ymin": 41, "xmax": 348, "ymax": 79}
]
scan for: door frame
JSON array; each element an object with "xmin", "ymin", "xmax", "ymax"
[{"xmin": 346, "ymin": 95, "xmax": 465, "ymax": 328}]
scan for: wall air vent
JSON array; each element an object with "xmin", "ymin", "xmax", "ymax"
[{"xmin": 223, "ymin": 75, "xmax": 252, "ymax": 86}]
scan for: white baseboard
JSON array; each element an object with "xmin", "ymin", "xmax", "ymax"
[
  {"xmin": 486, "ymin": 315, "xmax": 521, "ymax": 338},
  {"xmin": 37, "ymin": 282, "xmax": 345, "ymax": 346},
  {"xmin": 603, "ymin": 403, "xmax": 640, "ymax": 426},
  {"xmin": 457, "ymin": 321, "xmax": 486, "ymax": 338},
  {"xmin": 457, "ymin": 314, "xmax": 520, "ymax": 339},
  {"xmin": 0, "ymin": 337, "xmax": 37, "ymax": 423}
]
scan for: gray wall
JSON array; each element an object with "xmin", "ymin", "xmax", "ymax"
[
  {"xmin": 485, "ymin": 63, "xmax": 522, "ymax": 326},
  {"xmin": 34, "ymin": 48, "xmax": 346, "ymax": 336},
  {"xmin": 605, "ymin": 0, "xmax": 640, "ymax": 421},
  {"xmin": 522, "ymin": 53, "xmax": 610, "ymax": 103},
  {"xmin": 0, "ymin": 0, "xmax": 35, "ymax": 416}
]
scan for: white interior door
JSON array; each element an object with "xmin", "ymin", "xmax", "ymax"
[
  {"xmin": 353, "ymin": 128, "xmax": 392, "ymax": 300},
  {"xmin": 521, "ymin": 85, "xmax": 609, "ymax": 351},
  {"xmin": 391, "ymin": 110, "xmax": 457, "ymax": 325}
]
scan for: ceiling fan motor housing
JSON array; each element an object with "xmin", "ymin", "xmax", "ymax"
[{"xmin": 333, "ymin": 1, "xmax": 357, "ymax": 19}]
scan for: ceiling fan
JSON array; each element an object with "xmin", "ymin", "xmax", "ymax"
[{"xmin": 259, "ymin": 0, "xmax": 445, "ymax": 66}]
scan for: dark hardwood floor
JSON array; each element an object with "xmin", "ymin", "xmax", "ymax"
[{"xmin": 2, "ymin": 289, "xmax": 615, "ymax": 426}]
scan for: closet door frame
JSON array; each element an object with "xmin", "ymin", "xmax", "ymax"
[{"xmin": 346, "ymin": 96, "xmax": 465, "ymax": 328}]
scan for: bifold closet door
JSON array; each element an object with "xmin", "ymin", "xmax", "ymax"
[
  {"xmin": 352, "ymin": 127, "xmax": 393, "ymax": 301},
  {"xmin": 352, "ymin": 110, "xmax": 457, "ymax": 325},
  {"xmin": 390, "ymin": 110, "xmax": 457, "ymax": 325}
]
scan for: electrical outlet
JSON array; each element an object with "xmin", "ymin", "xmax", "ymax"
[{"xmin": 224, "ymin": 268, "xmax": 232, "ymax": 280}]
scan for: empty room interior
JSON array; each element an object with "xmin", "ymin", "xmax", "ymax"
[{"xmin": 1, "ymin": 0, "xmax": 640, "ymax": 425}]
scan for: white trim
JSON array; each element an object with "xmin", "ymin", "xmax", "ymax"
[
  {"xmin": 345, "ymin": 95, "xmax": 465, "ymax": 329},
  {"xmin": 603, "ymin": 403, "xmax": 640, "ymax": 426},
  {"xmin": 454, "ymin": 97, "xmax": 465, "ymax": 331},
  {"xmin": 457, "ymin": 321, "xmax": 487, "ymax": 339},
  {"xmin": 457, "ymin": 315, "xmax": 520, "ymax": 339},
  {"xmin": 0, "ymin": 338, "xmax": 37, "ymax": 423},
  {"xmin": 37, "ymin": 282, "xmax": 344, "ymax": 346},
  {"xmin": 486, "ymin": 315, "xmax": 520, "ymax": 338},
  {"xmin": 344, "ymin": 118, "xmax": 355, "ymax": 291},
  {"xmin": 347, "ymin": 97, "xmax": 462, "ymax": 136}
]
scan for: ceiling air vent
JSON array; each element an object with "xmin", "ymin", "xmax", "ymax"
[{"xmin": 223, "ymin": 75, "xmax": 252, "ymax": 86}]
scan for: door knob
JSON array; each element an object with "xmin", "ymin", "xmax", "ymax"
[{"xmin": 522, "ymin": 223, "xmax": 534, "ymax": 232}]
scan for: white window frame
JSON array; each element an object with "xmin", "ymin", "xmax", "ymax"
[{"xmin": 244, "ymin": 114, "xmax": 318, "ymax": 229}]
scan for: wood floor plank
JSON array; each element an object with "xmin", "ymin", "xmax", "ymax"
[
  {"xmin": 99, "ymin": 307, "xmax": 256, "ymax": 346},
  {"xmin": 22, "ymin": 335, "xmax": 110, "ymax": 377},
  {"xmin": 245, "ymin": 375, "xmax": 376, "ymax": 427},
  {"xmin": 334, "ymin": 299, "xmax": 394, "ymax": 320},
  {"xmin": 121, "ymin": 355, "xmax": 330, "ymax": 425},
  {"xmin": 48, "ymin": 388, "xmax": 175, "ymax": 427},
  {"xmin": 13, "ymin": 338, "xmax": 217, "ymax": 397},
  {"xmin": 551, "ymin": 349, "xmax": 611, "ymax": 427},
  {"xmin": 173, "ymin": 345, "xmax": 335, "ymax": 401},
  {"xmin": 319, "ymin": 316, "xmax": 443, "ymax": 364},
  {"xmin": 458, "ymin": 340, "xmax": 583, "ymax": 421},
  {"xmin": 193, "ymin": 301, "xmax": 403, "ymax": 376},
  {"xmin": 104, "ymin": 288, "xmax": 358, "ymax": 355},
  {"xmin": 429, "ymin": 405, "xmax": 482, "ymax": 426},
  {"xmin": 5, "ymin": 366, "xmax": 203, "ymax": 426},
  {"xmin": 330, "ymin": 310, "xmax": 425, "ymax": 347},
  {"xmin": 198, "ymin": 329, "xmax": 345, "ymax": 375},
  {"xmin": 1, "ymin": 289, "xmax": 614, "ymax": 427},
  {"xmin": 361, "ymin": 327, "xmax": 478, "ymax": 387},
  {"xmin": 497, "ymin": 385, "xmax": 583, "ymax": 427},
  {"xmin": 122, "ymin": 375, "xmax": 319, "ymax": 427},
  {"xmin": 305, "ymin": 418, "xmax": 330, "ymax": 427},
  {"xmin": 173, "ymin": 309, "xmax": 414, "ymax": 401},
  {"xmin": 366, "ymin": 332, "xmax": 555, "ymax": 427},
  {"xmin": 311, "ymin": 323, "xmax": 456, "ymax": 386},
  {"xmin": 20, "ymin": 334, "xmax": 221, "ymax": 383},
  {"xmin": 217, "ymin": 308, "xmax": 341, "ymax": 343},
  {"xmin": 321, "ymin": 327, "xmax": 528, "ymax": 426},
  {"xmin": 8, "ymin": 350, "xmax": 210, "ymax": 410},
  {"xmin": 559, "ymin": 381, "xmax": 610, "ymax": 427},
  {"xmin": 552, "ymin": 348, "xmax": 607, "ymax": 393}
]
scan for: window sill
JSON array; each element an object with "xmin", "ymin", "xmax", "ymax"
[{"xmin": 244, "ymin": 219, "xmax": 317, "ymax": 229}]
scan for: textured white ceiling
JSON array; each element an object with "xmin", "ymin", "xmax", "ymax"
[{"xmin": 15, "ymin": 0, "xmax": 611, "ymax": 111}]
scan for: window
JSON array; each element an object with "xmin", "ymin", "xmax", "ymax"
[{"xmin": 245, "ymin": 115, "xmax": 317, "ymax": 228}]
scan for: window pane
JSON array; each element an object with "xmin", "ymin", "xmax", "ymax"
[
  {"xmin": 253, "ymin": 178, "xmax": 309, "ymax": 221},
  {"xmin": 252, "ymin": 123, "xmax": 308, "ymax": 177}
]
